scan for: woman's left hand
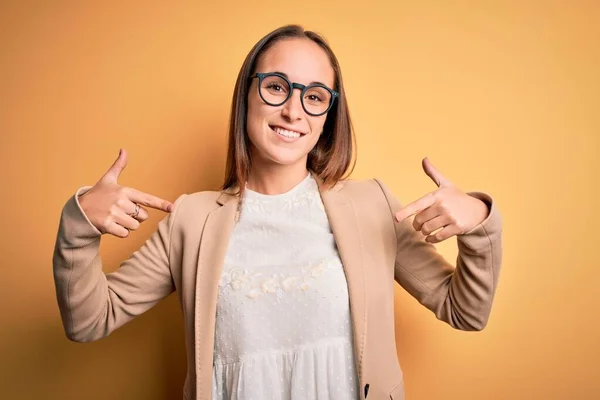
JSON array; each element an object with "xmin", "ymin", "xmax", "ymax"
[{"xmin": 394, "ymin": 157, "xmax": 490, "ymax": 244}]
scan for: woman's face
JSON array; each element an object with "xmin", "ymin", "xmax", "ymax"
[{"xmin": 246, "ymin": 38, "xmax": 335, "ymax": 170}]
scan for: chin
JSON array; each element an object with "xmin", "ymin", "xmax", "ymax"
[{"xmin": 264, "ymin": 150, "xmax": 308, "ymax": 167}]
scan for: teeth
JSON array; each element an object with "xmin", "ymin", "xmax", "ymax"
[{"xmin": 273, "ymin": 127, "xmax": 301, "ymax": 138}]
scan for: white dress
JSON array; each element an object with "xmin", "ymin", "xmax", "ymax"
[{"xmin": 211, "ymin": 173, "xmax": 360, "ymax": 400}]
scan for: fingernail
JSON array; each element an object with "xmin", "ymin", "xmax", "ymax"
[{"xmin": 167, "ymin": 204, "xmax": 173, "ymax": 212}]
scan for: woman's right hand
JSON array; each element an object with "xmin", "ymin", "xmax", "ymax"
[{"xmin": 78, "ymin": 149, "xmax": 174, "ymax": 238}]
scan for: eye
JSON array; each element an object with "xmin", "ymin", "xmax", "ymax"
[
  {"xmin": 306, "ymin": 94, "xmax": 323, "ymax": 102},
  {"xmin": 266, "ymin": 83, "xmax": 285, "ymax": 92}
]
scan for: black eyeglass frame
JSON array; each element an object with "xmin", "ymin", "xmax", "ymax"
[{"xmin": 249, "ymin": 72, "xmax": 339, "ymax": 117}]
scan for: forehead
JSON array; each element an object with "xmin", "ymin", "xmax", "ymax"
[{"xmin": 255, "ymin": 38, "xmax": 335, "ymax": 87}]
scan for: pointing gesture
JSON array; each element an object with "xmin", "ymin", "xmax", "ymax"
[
  {"xmin": 394, "ymin": 158, "xmax": 489, "ymax": 243},
  {"xmin": 78, "ymin": 149, "xmax": 174, "ymax": 238}
]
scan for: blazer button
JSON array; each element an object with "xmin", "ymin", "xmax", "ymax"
[{"xmin": 364, "ymin": 383, "xmax": 370, "ymax": 398}]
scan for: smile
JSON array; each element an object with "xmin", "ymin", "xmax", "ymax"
[{"xmin": 270, "ymin": 125, "xmax": 306, "ymax": 139}]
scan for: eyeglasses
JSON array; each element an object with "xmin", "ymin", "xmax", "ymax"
[{"xmin": 249, "ymin": 72, "xmax": 339, "ymax": 117}]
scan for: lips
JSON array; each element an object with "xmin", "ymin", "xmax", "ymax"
[{"xmin": 270, "ymin": 125, "xmax": 306, "ymax": 139}]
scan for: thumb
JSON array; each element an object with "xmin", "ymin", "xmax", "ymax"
[
  {"xmin": 100, "ymin": 148, "xmax": 128, "ymax": 184},
  {"xmin": 422, "ymin": 157, "xmax": 452, "ymax": 188}
]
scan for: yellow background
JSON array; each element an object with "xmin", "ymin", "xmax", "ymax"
[{"xmin": 1, "ymin": 1, "xmax": 598, "ymax": 399}]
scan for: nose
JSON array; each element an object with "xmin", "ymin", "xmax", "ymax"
[{"xmin": 281, "ymin": 88, "xmax": 304, "ymax": 121}]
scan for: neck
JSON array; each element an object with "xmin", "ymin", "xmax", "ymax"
[{"xmin": 246, "ymin": 162, "xmax": 309, "ymax": 195}]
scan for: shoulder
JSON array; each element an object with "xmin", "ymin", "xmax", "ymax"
[
  {"xmin": 334, "ymin": 178, "xmax": 399, "ymax": 236},
  {"xmin": 170, "ymin": 190, "xmax": 225, "ymax": 221},
  {"xmin": 336, "ymin": 178, "xmax": 395, "ymax": 205},
  {"xmin": 183, "ymin": 190, "xmax": 224, "ymax": 206},
  {"xmin": 338, "ymin": 177, "xmax": 403, "ymax": 216}
]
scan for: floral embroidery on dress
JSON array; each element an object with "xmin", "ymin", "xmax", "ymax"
[
  {"xmin": 241, "ymin": 184, "xmax": 323, "ymax": 215},
  {"xmin": 219, "ymin": 268, "xmax": 258, "ymax": 296},
  {"xmin": 241, "ymin": 197, "xmax": 269, "ymax": 214},
  {"xmin": 281, "ymin": 190, "xmax": 322, "ymax": 212},
  {"xmin": 219, "ymin": 259, "xmax": 337, "ymax": 301}
]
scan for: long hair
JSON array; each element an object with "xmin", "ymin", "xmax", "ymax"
[{"xmin": 222, "ymin": 25, "xmax": 356, "ymax": 193}]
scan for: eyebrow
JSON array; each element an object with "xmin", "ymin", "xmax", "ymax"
[{"xmin": 272, "ymin": 71, "xmax": 329, "ymax": 87}]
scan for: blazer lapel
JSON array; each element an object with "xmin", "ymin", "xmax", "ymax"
[
  {"xmin": 194, "ymin": 189, "xmax": 239, "ymax": 399},
  {"xmin": 319, "ymin": 181, "xmax": 367, "ymax": 387}
]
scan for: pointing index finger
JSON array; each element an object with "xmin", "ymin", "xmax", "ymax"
[
  {"xmin": 128, "ymin": 188, "xmax": 173, "ymax": 213},
  {"xmin": 394, "ymin": 193, "xmax": 436, "ymax": 222}
]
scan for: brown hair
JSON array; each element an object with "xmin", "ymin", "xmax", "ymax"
[{"xmin": 221, "ymin": 25, "xmax": 356, "ymax": 194}]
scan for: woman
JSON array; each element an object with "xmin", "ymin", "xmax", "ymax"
[{"xmin": 53, "ymin": 25, "xmax": 502, "ymax": 400}]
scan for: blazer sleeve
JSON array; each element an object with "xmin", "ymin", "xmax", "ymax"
[
  {"xmin": 374, "ymin": 179, "xmax": 503, "ymax": 331},
  {"xmin": 52, "ymin": 186, "xmax": 186, "ymax": 342}
]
